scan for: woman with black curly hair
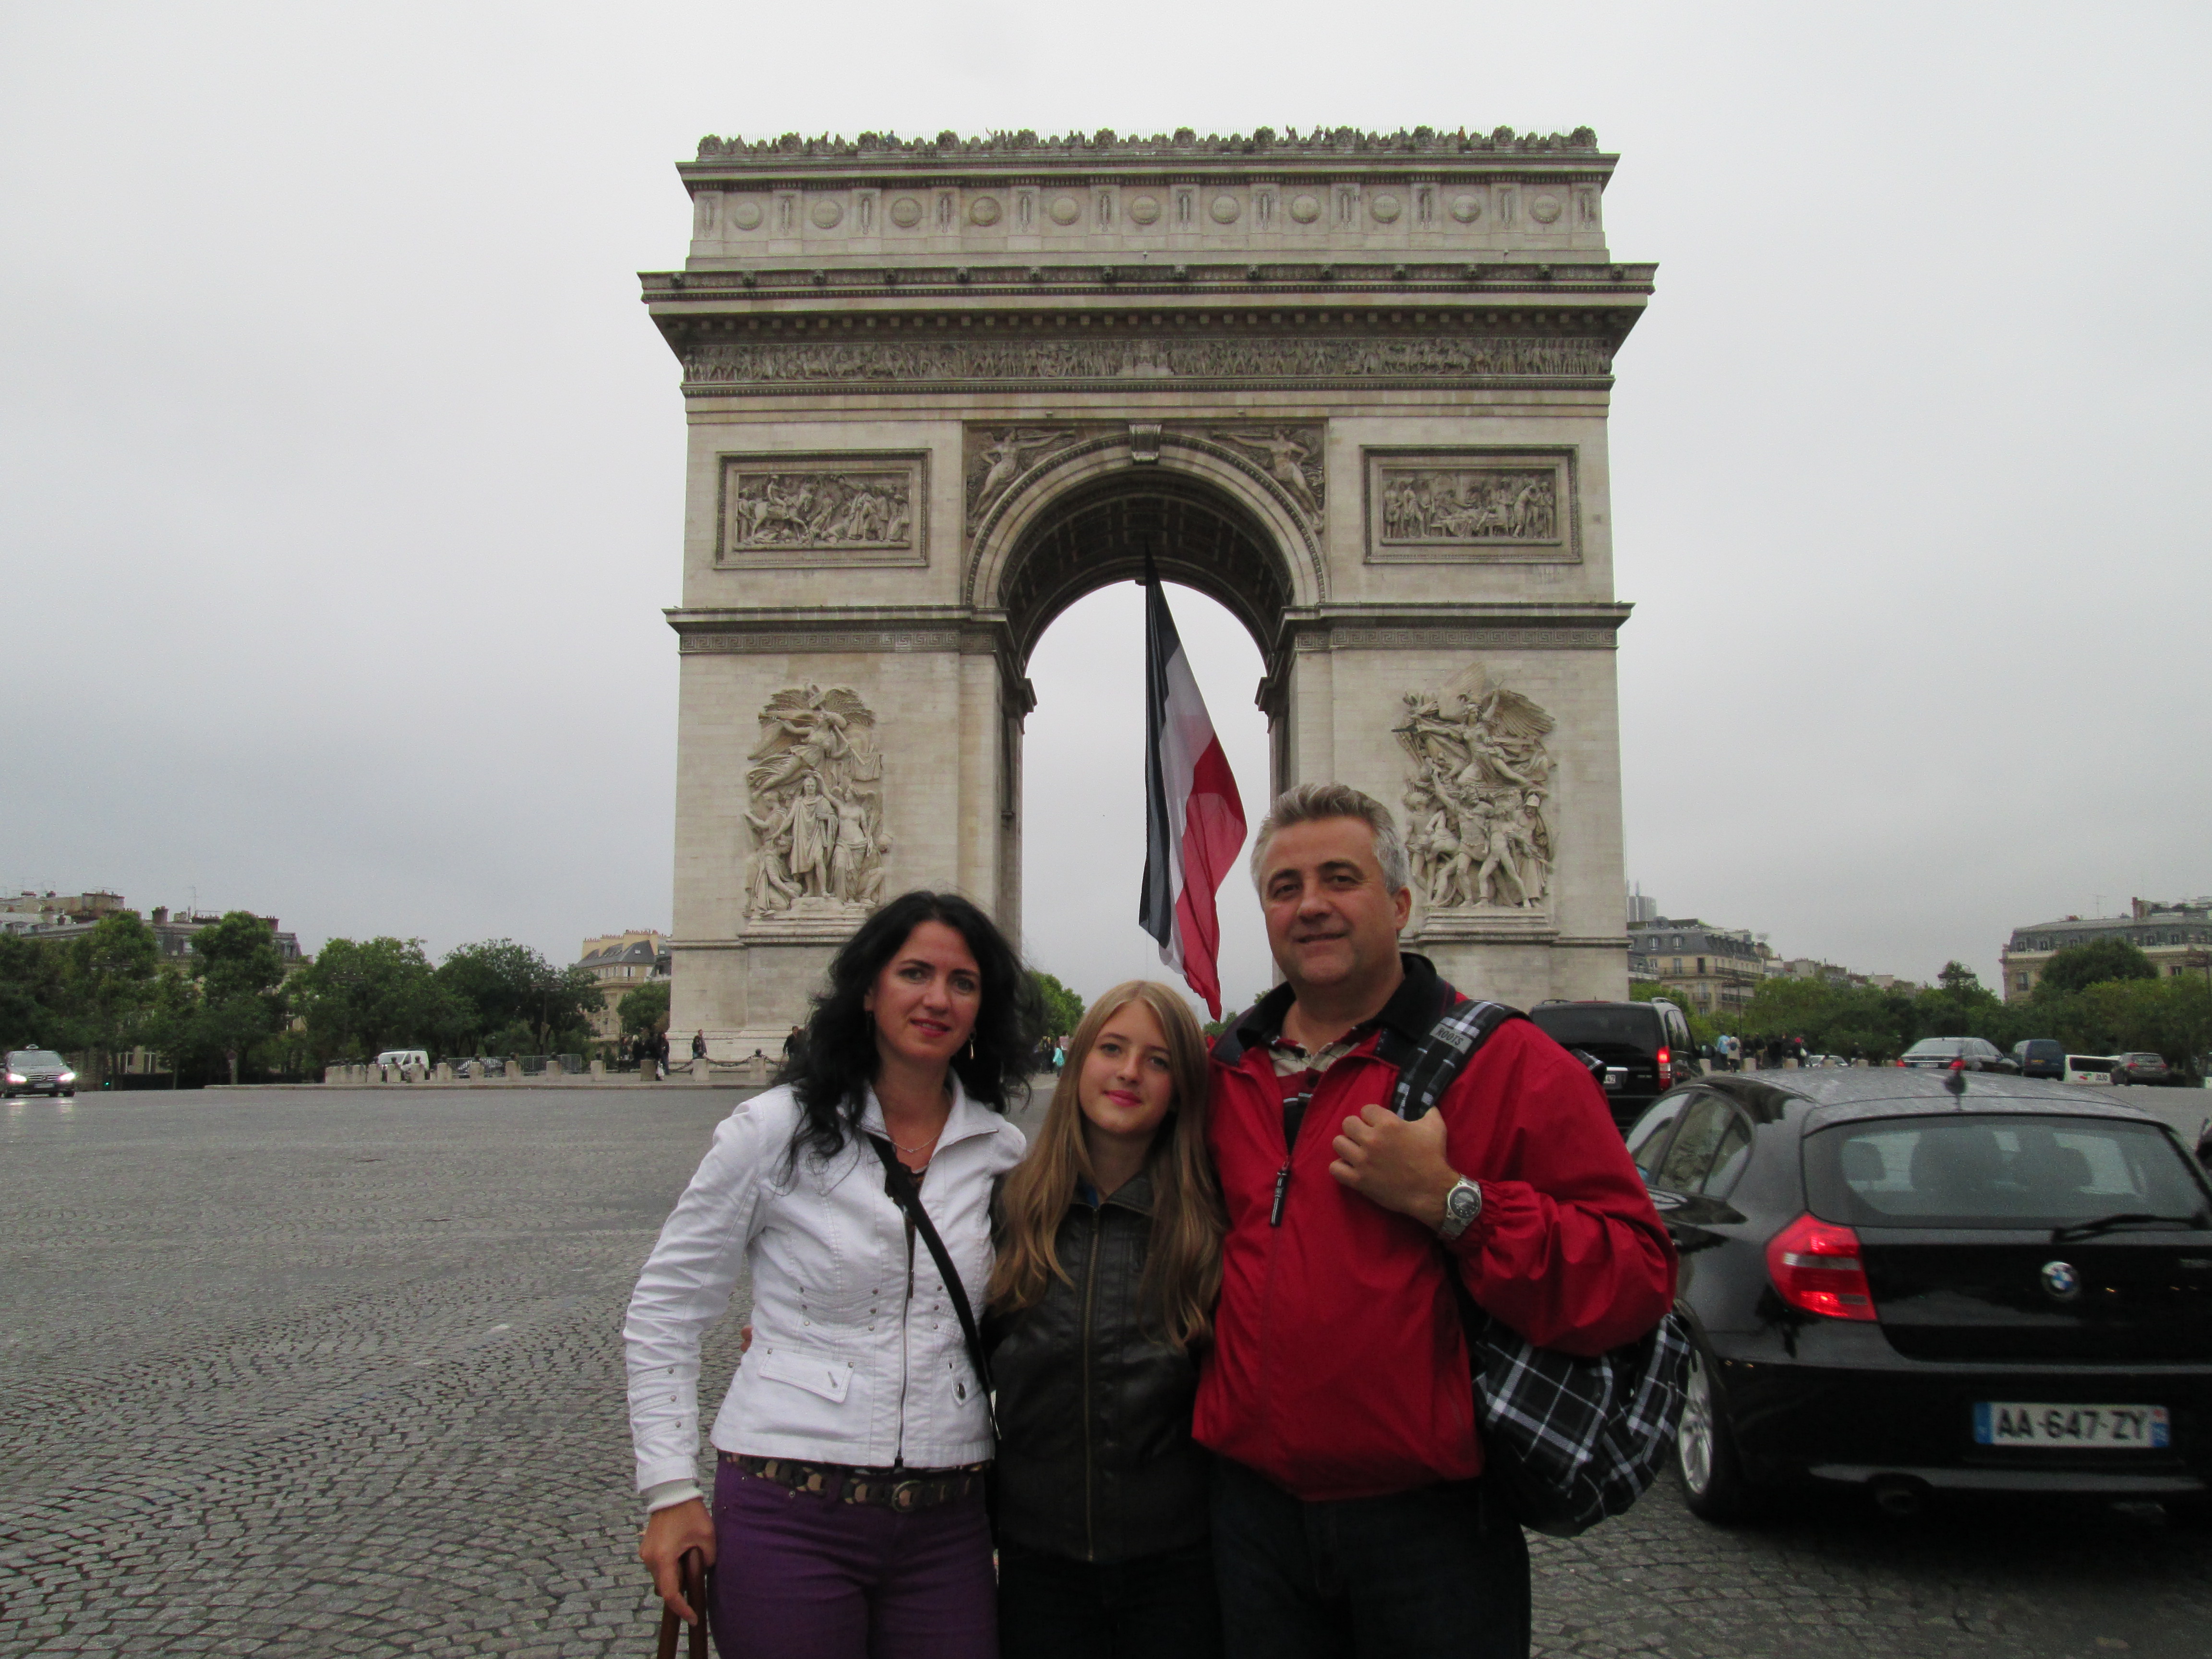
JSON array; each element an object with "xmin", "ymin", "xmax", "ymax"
[{"xmin": 626, "ymin": 890, "xmax": 1041, "ymax": 1659}]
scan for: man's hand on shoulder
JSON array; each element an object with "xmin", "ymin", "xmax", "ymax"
[{"xmin": 1328, "ymin": 1105, "xmax": 1459, "ymax": 1230}]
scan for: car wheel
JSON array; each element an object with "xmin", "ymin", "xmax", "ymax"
[{"xmin": 1675, "ymin": 1340, "xmax": 1759, "ymax": 1522}]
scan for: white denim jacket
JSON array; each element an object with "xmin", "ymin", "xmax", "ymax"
[{"xmin": 624, "ymin": 1080, "xmax": 1026, "ymax": 1502}]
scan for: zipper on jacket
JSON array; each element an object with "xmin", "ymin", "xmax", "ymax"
[
  {"xmin": 1270, "ymin": 1076, "xmax": 1321, "ymax": 1227},
  {"xmin": 1080, "ymin": 1199, "xmax": 1104, "ymax": 1560},
  {"xmin": 894, "ymin": 1209, "xmax": 916, "ymax": 1466}
]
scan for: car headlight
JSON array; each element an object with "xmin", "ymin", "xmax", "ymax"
[
  {"xmin": 3, "ymin": 1072, "xmax": 22, "ymax": 1085},
  {"xmin": 57, "ymin": 1071, "xmax": 75, "ymax": 1083}
]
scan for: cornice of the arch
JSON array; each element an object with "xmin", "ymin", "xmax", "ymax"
[{"xmin": 963, "ymin": 427, "xmax": 1324, "ymax": 618}]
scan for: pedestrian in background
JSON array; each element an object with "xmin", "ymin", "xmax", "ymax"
[
  {"xmin": 692, "ymin": 1030, "xmax": 708, "ymax": 1062},
  {"xmin": 625, "ymin": 890, "xmax": 1040, "ymax": 1659},
  {"xmin": 987, "ymin": 980, "xmax": 1225, "ymax": 1659}
]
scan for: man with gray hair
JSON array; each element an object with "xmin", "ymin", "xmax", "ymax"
[{"xmin": 1194, "ymin": 782, "xmax": 1674, "ymax": 1659}]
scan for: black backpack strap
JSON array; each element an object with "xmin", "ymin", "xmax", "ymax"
[
  {"xmin": 866, "ymin": 1134, "xmax": 997, "ymax": 1438},
  {"xmin": 1390, "ymin": 999, "xmax": 1527, "ymax": 1121}
]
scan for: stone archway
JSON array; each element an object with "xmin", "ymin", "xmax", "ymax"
[{"xmin": 648, "ymin": 126, "xmax": 1652, "ymax": 1055}]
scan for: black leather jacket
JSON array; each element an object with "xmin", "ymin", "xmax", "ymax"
[{"xmin": 986, "ymin": 1173, "xmax": 1209, "ymax": 1562}]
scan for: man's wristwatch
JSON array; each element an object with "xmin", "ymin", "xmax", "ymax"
[{"xmin": 1438, "ymin": 1176, "xmax": 1483, "ymax": 1241}]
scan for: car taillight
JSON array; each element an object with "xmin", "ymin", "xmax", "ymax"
[
  {"xmin": 1657, "ymin": 1045, "xmax": 1672, "ymax": 1086},
  {"xmin": 1766, "ymin": 1214, "xmax": 1877, "ymax": 1322}
]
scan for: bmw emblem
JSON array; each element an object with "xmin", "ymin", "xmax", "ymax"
[{"xmin": 2041, "ymin": 1260, "xmax": 2081, "ymax": 1301}]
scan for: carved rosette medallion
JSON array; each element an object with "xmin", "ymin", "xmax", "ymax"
[
  {"xmin": 1395, "ymin": 665, "xmax": 1557, "ymax": 926},
  {"xmin": 742, "ymin": 685, "xmax": 890, "ymax": 926},
  {"xmin": 717, "ymin": 453, "xmax": 928, "ymax": 567}
]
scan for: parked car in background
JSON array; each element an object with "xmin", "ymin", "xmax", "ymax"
[
  {"xmin": 2012, "ymin": 1038, "xmax": 2067, "ymax": 1081},
  {"xmin": 3, "ymin": 1049, "xmax": 76, "ymax": 1098},
  {"xmin": 1629, "ymin": 1070, "xmax": 2212, "ymax": 1523},
  {"xmin": 1899, "ymin": 1036, "xmax": 2018, "ymax": 1074},
  {"xmin": 2065, "ymin": 1055, "xmax": 2121, "ymax": 1085},
  {"xmin": 2112, "ymin": 1053, "xmax": 2175, "ymax": 1087},
  {"xmin": 1529, "ymin": 998, "xmax": 1698, "ymax": 1132},
  {"xmin": 374, "ymin": 1049, "xmax": 430, "ymax": 1075}
]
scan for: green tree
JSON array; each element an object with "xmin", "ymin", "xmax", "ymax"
[
  {"xmin": 0, "ymin": 933, "xmax": 69, "ymax": 1050},
  {"xmin": 619, "ymin": 980, "xmax": 671, "ymax": 1037},
  {"xmin": 289, "ymin": 938, "xmax": 462, "ymax": 1061},
  {"xmin": 437, "ymin": 939, "xmax": 601, "ymax": 1054},
  {"xmin": 1031, "ymin": 971, "xmax": 1085, "ymax": 1041},
  {"xmin": 190, "ymin": 912, "xmax": 290, "ymax": 1083},
  {"xmin": 61, "ymin": 912, "xmax": 161, "ymax": 1083},
  {"xmin": 2037, "ymin": 938, "xmax": 2156, "ymax": 996}
]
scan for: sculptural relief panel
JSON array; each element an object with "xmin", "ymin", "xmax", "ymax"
[
  {"xmin": 1395, "ymin": 666, "xmax": 1556, "ymax": 918},
  {"xmin": 960, "ymin": 422, "xmax": 1326, "ymax": 539},
  {"xmin": 1363, "ymin": 449, "xmax": 1578, "ymax": 564},
  {"xmin": 715, "ymin": 452, "xmax": 928, "ymax": 568},
  {"xmin": 687, "ymin": 335, "xmax": 1612, "ymax": 392},
  {"xmin": 742, "ymin": 685, "xmax": 891, "ymax": 924}
]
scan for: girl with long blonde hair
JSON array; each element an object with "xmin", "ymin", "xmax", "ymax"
[{"xmin": 985, "ymin": 980, "xmax": 1225, "ymax": 1659}]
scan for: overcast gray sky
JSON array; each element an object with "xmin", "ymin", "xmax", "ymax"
[{"xmin": 4, "ymin": 2, "xmax": 2206, "ymax": 1007}]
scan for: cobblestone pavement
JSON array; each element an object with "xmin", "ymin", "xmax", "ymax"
[{"xmin": 3, "ymin": 1087, "xmax": 2209, "ymax": 1658}]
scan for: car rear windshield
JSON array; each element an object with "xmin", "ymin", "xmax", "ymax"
[
  {"xmin": 1529, "ymin": 1006, "xmax": 1661, "ymax": 1048},
  {"xmin": 1904, "ymin": 1039, "xmax": 1967, "ymax": 1057},
  {"xmin": 1804, "ymin": 1114, "xmax": 2210, "ymax": 1230},
  {"xmin": 2067, "ymin": 1057, "xmax": 2116, "ymax": 1073}
]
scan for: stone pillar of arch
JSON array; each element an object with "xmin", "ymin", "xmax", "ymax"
[{"xmin": 645, "ymin": 127, "xmax": 1652, "ymax": 1058}]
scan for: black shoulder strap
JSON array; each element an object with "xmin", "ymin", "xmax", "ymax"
[
  {"xmin": 1390, "ymin": 999, "xmax": 1527, "ymax": 1121},
  {"xmin": 866, "ymin": 1135, "xmax": 996, "ymax": 1435}
]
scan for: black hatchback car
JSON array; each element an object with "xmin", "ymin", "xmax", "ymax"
[{"xmin": 1628, "ymin": 1070, "xmax": 2212, "ymax": 1520}]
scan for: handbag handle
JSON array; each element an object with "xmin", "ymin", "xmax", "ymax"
[
  {"xmin": 866, "ymin": 1134, "xmax": 997, "ymax": 1439},
  {"xmin": 654, "ymin": 1546, "xmax": 710, "ymax": 1659}
]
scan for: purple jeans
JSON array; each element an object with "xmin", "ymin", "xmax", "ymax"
[{"xmin": 709, "ymin": 1459, "xmax": 997, "ymax": 1659}]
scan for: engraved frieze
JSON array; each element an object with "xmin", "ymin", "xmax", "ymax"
[
  {"xmin": 716, "ymin": 453, "xmax": 927, "ymax": 566},
  {"xmin": 1395, "ymin": 666, "xmax": 1556, "ymax": 915},
  {"xmin": 1364, "ymin": 449, "xmax": 1577, "ymax": 564},
  {"xmin": 1382, "ymin": 469, "xmax": 1555, "ymax": 542},
  {"xmin": 685, "ymin": 334, "xmax": 1613, "ymax": 389}
]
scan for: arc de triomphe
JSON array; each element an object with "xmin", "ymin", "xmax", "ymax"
[{"xmin": 643, "ymin": 127, "xmax": 1652, "ymax": 1056}]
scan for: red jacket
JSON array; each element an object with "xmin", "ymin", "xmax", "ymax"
[{"xmin": 1193, "ymin": 959, "xmax": 1678, "ymax": 1501}]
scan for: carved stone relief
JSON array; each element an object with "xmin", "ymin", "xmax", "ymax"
[
  {"xmin": 717, "ymin": 453, "xmax": 927, "ymax": 567},
  {"xmin": 742, "ymin": 685, "xmax": 890, "ymax": 921},
  {"xmin": 965, "ymin": 428, "xmax": 1089, "ymax": 529},
  {"xmin": 961, "ymin": 422, "xmax": 1325, "ymax": 538},
  {"xmin": 1396, "ymin": 666, "xmax": 1555, "ymax": 915},
  {"xmin": 1208, "ymin": 428, "xmax": 1324, "ymax": 522},
  {"xmin": 1364, "ymin": 450, "xmax": 1576, "ymax": 564},
  {"xmin": 685, "ymin": 334, "xmax": 1613, "ymax": 391}
]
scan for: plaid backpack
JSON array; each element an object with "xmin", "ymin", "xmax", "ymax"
[{"xmin": 1392, "ymin": 998, "xmax": 1692, "ymax": 1539}]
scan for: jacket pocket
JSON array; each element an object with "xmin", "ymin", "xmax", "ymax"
[{"xmin": 756, "ymin": 1347, "xmax": 854, "ymax": 1404}]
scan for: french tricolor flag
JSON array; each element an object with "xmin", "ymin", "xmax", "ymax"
[{"xmin": 1139, "ymin": 559, "xmax": 1247, "ymax": 1019}]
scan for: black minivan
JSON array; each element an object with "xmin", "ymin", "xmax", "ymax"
[
  {"xmin": 2012, "ymin": 1038, "xmax": 2065, "ymax": 1080},
  {"xmin": 1530, "ymin": 999, "xmax": 1699, "ymax": 1132}
]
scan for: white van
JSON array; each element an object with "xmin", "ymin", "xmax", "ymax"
[
  {"xmin": 2062, "ymin": 1054, "xmax": 2119, "ymax": 1085},
  {"xmin": 374, "ymin": 1049, "xmax": 430, "ymax": 1076}
]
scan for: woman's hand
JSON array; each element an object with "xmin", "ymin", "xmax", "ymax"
[{"xmin": 639, "ymin": 1498, "xmax": 716, "ymax": 1624}]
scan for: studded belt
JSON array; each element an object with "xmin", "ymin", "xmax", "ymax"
[{"xmin": 722, "ymin": 1452, "xmax": 986, "ymax": 1513}]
